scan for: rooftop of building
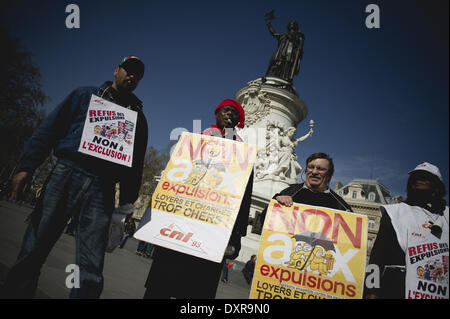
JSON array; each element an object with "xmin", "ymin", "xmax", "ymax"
[{"xmin": 334, "ymin": 178, "xmax": 402, "ymax": 205}]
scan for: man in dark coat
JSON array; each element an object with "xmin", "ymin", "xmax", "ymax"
[
  {"xmin": 242, "ymin": 254, "xmax": 257, "ymax": 285},
  {"xmin": 143, "ymin": 99, "xmax": 253, "ymax": 299}
]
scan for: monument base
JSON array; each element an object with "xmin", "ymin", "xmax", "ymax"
[
  {"xmin": 253, "ymin": 178, "xmax": 290, "ymax": 201},
  {"xmin": 232, "ymin": 76, "xmax": 311, "ymax": 263},
  {"xmin": 235, "ymin": 76, "xmax": 308, "ymax": 200}
]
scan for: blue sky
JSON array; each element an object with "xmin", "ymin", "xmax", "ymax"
[{"xmin": 2, "ymin": 0, "xmax": 448, "ymax": 199}]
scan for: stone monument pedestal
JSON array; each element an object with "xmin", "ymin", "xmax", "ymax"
[
  {"xmin": 235, "ymin": 77, "xmax": 308, "ymax": 200},
  {"xmin": 232, "ymin": 77, "xmax": 311, "ymax": 263}
]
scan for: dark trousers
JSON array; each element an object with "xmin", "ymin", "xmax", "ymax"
[{"xmin": 143, "ymin": 247, "xmax": 224, "ymax": 299}]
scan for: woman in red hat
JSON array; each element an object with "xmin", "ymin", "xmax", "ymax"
[{"xmin": 143, "ymin": 99, "xmax": 253, "ymax": 299}]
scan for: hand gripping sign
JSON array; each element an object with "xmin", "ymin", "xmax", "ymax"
[
  {"xmin": 78, "ymin": 94, "xmax": 137, "ymax": 167},
  {"xmin": 250, "ymin": 200, "xmax": 368, "ymax": 299},
  {"xmin": 134, "ymin": 132, "xmax": 257, "ymax": 263}
]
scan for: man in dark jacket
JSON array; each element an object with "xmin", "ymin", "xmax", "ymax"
[
  {"xmin": 1, "ymin": 56, "xmax": 148, "ymax": 299},
  {"xmin": 264, "ymin": 152, "xmax": 352, "ymax": 217},
  {"xmin": 242, "ymin": 254, "xmax": 257, "ymax": 285}
]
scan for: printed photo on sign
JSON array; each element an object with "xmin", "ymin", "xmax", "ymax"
[
  {"xmin": 250, "ymin": 200, "xmax": 368, "ymax": 299},
  {"xmin": 134, "ymin": 132, "xmax": 257, "ymax": 262},
  {"xmin": 78, "ymin": 94, "xmax": 137, "ymax": 167}
]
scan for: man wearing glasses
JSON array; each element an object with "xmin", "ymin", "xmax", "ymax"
[{"xmin": 272, "ymin": 152, "xmax": 352, "ymax": 212}]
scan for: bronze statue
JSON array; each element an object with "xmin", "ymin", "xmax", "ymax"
[{"xmin": 265, "ymin": 10, "xmax": 305, "ymax": 83}]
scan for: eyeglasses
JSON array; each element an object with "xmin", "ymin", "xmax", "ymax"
[{"xmin": 306, "ymin": 165, "xmax": 328, "ymax": 173}]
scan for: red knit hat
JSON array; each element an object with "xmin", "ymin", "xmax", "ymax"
[{"xmin": 215, "ymin": 99, "xmax": 245, "ymax": 128}]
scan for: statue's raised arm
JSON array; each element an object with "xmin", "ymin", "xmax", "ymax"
[
  {"xmin": 265, "ymin": 10, "xmax": 279, "ymax": 38},
  {"xmin": 293, "ymin": 126, "xmax": 313, "ymax": 147}
]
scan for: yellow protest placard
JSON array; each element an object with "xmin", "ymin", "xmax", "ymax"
[
  {"xmin": 250, "ymin": 200, "xmax": 368, "ymax": 299},
  {"xmin": 134, "ymin": 132, "xmax": 256, "ymax": 262}
]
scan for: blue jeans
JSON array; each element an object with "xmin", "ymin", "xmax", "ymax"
[
  {"xmin": 137, "ymin": 240, "xmax": 146, "ymax": 252},
  {"xmin": 119, "ymin": 234, "xmax": 131, "ymax": 248},
  {"xmin": 2, "ymin": 159, "xmax": 115, "ymax": 298}
]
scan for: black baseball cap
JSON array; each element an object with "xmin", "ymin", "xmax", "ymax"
[{"xmin": 119, "ymin": 56, "xmax": 145, "ymax": 79}]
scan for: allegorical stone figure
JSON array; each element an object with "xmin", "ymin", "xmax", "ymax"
[
  {"xmin": 265, "ymin": 10, "xmax": 305, "ymax": 83},
  {"xmin": 271, "ymin": 126, "xmax": 313, "ymax": 180}
]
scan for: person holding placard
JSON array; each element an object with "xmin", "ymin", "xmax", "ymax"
[
  {"xmin": 143, "ymin": 99, "xmax": 253, "ymax": 299},
  {"xmin": 1, "ymin": 56, "xmax": 148, "ymax": 299},
  {"xmin": 265, "ymin": 152, "xmax": 352, "ymax": 215},
  {"xmin": 365, "ymin": 162, "xmax": 448, "ymax": 299}
]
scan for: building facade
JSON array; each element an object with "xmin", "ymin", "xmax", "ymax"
[{"xmin": 333, "ymin": 179, "xmax": 402, "ymax": 261}]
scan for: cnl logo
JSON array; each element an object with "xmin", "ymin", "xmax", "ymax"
[{"xmin": 160, "ymin": 225, "xmax": 193, "ymax": 243}]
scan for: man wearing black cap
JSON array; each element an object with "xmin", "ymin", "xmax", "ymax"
[
  {"xmin": 365, "ymin": 162, "xmax": 449, "ymax": 299},
  {"xmin": 1, "ymin": 56, "xmax": 148, "ymax": 299}
]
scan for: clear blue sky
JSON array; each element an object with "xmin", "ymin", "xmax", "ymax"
[{"xmin": 2, "ymin": 0, "xmax": 448, "ymax": 199}]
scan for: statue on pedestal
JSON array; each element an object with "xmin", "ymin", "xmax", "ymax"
[
  {"xmin": 265, "ymin": 10, "xmax": 305, "ymax": 83},
  {"xmin": 235, "ymin": 11, "xmax": 311, "ymax": 200}
]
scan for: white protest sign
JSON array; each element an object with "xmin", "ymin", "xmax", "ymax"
[{"xmin": 78, "ymin": 94, "xmax": 137, "ymax": 167}]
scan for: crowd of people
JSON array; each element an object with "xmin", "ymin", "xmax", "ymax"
[{"xmin": 0, "ymin": 56, "xmax": 447, "ymax": 299}]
